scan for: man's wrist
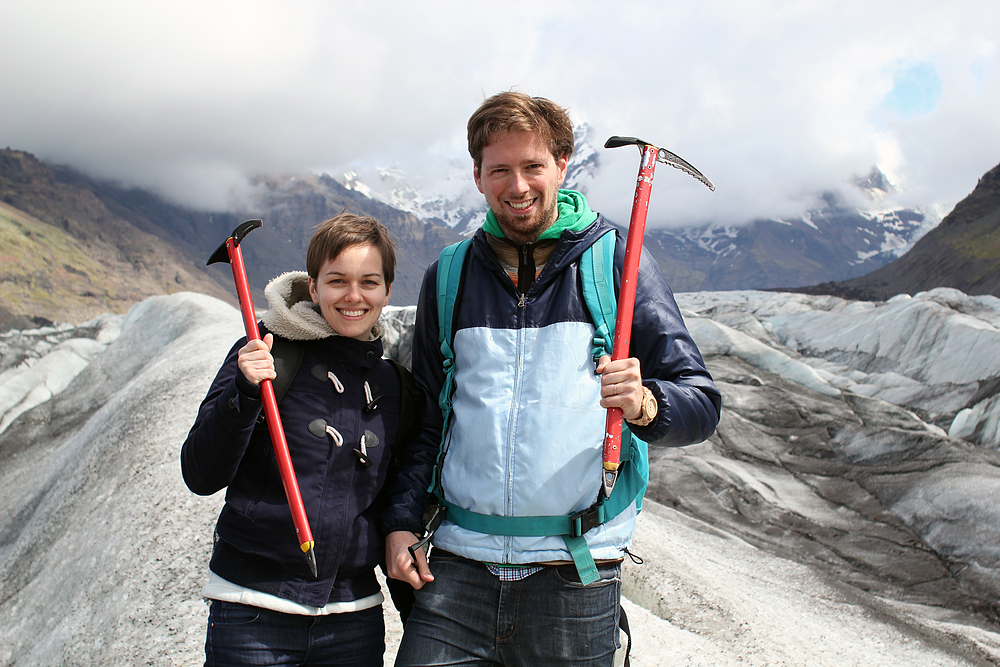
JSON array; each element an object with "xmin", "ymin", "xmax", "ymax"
[{"xmin": 626, "ymin": 386, "xmax": 658, "ymax": 427}]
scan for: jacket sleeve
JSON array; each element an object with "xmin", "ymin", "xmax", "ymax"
[
  {"xmin": 620, "ymin": 242, "xmax": 722, "ymax": 447},
  {"xmin": 180, "ymin": 336, "xmax": 265, "ymax": 496},
  {"xmin": 378, "ymin": 264, "xmax": 443, "ymax": 535}
]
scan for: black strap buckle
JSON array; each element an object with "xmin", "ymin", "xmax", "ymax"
[{"xmin": 569, "ymin": 503, "xmax": 603, "ymax": 538}]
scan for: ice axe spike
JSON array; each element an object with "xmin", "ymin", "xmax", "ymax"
[
  {"xmin": 207, "ymin": 219, "xmax": 319, "ymax": 578},
  {"xmin": 600, "ymin": 137, "xmax": 713, "ymax": 499}
]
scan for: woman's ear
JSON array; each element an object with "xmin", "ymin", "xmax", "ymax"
[
  {"xmin": 384, "ymin": 284, "xmax": 392, "ymax": 305},
  {"xmin": 308, "ymin": 277, "xmax": 318, "ymax": 304}
]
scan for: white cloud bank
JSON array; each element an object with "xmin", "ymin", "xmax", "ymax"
[{"xmin": 1, "ymin": 0, "xmax": 997, "ymax": 226}]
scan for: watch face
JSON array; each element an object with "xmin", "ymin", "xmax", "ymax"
[
  {"xmin": 641, "ymin": 391, "xmax": 657, "ymax": 421},
  {"xmin": 644, "ymin": 396, "xmax": 656, "ymax": 418}
]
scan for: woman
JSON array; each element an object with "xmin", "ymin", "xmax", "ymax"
[{"xmin": 181, "ymin": 213, "xmax": 420, "ymax": 666}]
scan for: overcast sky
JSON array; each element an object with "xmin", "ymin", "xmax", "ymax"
[{"xmin": 1, "ymin": 0, "xmax": 998, "ymax": 227}]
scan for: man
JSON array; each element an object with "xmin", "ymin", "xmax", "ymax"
[{"xmin": 382, "ymin": 92, "xmax": 721, "ymax": 666}]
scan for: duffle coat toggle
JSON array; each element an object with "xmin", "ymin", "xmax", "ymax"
[
  {"xmin": 306, "ymin": 370, "xmax": 384, "ymax": 468},
  {"xmin": 354, "ymin": 429, "xmax": 378, "ymax": 468},
  {"xmin": 363, "ymin": 380, "xmax": 381, "ymax": 412}
]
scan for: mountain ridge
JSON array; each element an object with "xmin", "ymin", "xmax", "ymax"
[
  {"xmin": 788, "ymin": 161, "xmax": 1000, "ymax": 300},
  {"xmin": 0, "ymin": 150, "xmax": 236, "ymax": 330},
  {"xmin": 0, "ymin": 146, "xmax": 993, "ymax": 332}
]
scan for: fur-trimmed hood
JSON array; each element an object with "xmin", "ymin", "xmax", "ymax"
[{"xmin": 260, "ymin": 271, "xmax": 382, "ymax": 341}]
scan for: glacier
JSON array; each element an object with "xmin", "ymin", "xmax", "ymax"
[{"xmin": 1, "ymin": 288, "xmax": 999, "ymax": 665}]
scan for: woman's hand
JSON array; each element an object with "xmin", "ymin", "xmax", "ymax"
[{"xmin": 237, "ymin": 333, "xmax": 276, "ymax": 386}]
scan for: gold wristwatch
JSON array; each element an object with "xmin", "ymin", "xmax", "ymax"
[{"xmin": 627, "ymin": 386, "xmax": 658, "ymax": 427}]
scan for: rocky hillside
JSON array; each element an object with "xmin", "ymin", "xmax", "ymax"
[
  {"xmin": 0, "ymin": 149, "xmax": 464, "ymax": 331},
  {"xmin": 792, "ymin": 161, "xmax": 1000, "ymax": 300},
  {"xmin": 0, "ymin": 150, "xmax": 236, "ymax": 330}
]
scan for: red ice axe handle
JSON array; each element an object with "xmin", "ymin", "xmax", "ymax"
[
  {"xmin": 208, "ymin": 219, "xmax": 318, "ymax": 577},
  {"xmin": 600, "ymin": 137, "xmax": 715, "ymax": 499},
  {"xmin": 600, "ymin": 143, "xmax": 658, "ymax": 498}
]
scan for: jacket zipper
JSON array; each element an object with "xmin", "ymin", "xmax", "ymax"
[{"xmin": 505, "ymin": 264, "xmax": 530, "ymax": 561}]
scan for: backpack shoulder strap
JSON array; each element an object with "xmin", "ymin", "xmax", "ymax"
[
  {"xmin": 248, "ymin": 334, "xmax": 304, "ymax": 444},
  {"xmin": 386, "ymin": 357, "xmax": 424, "ymax": 467},
  {"xmin": 268, "ymin": 334, "xmax": 306, "ymax": 406},
  {"xmin": 580, "ymin": 230, "xmax": 618, "ymax": 361},
  {"xmin": 579, "ymin": 231, "xmax": 649, "ymax": 516},
  {"xmin": 436, "ymin": 239, "xmax": 473, "ymax": 365},
  {"xmin": 429, "ymin": 239, "xmax": 472, "ymax": 494}
]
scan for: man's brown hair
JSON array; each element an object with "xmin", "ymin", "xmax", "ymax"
[
  {"xmin": 467, "ymin": 91, "xmax": 575, "ymax": 173},
  {"xmin": 306, "ymin": 212, "xmax": 397, "ymax": 285}
]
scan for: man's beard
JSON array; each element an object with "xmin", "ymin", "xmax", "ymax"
[{"xmin": 493, "ymin": 197, "xmax": 559, "ymax": 245}]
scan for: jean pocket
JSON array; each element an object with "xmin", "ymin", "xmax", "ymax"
[
  {"xmin": 210, "ymin": 601, "xmax": 262, "ymax": 626},
  {"xmin": 553, "ymin": 562, "xmax": 621, "ymax": 588}
]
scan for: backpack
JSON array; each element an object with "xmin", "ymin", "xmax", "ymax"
[{"xmin": 431, "ymin": 231, "xmax": 649, "ymax": 586}]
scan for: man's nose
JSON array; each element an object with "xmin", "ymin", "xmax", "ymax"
[{"xmin": 507, "ymin": 170, "xmax": 529, "ymax": 194}]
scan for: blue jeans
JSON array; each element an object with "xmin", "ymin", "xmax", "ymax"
[
  {"xmin": 395, "ymin": 552, "xmax": 621, "ymax": 667},
  {"xmin": 205, "ymin": 601, "xmax": 384, "ymax": 666}
]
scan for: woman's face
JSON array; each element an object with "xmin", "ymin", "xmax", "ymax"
[{"xmin": 308, "ymin": 243, "xmax": 390, "ymax": 341}]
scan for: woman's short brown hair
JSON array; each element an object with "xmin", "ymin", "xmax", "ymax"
[
  {"xmin": 306, "ymin": 212, "xmax": 397, "ymax": 285},
  {"xmin": 467, "ymin": 91, "xmax": 575, "ymax": 174}
]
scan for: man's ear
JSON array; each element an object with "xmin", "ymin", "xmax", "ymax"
[
  {"xmin": 556, "ymin": 154, "xmax": 568, "ymax": 187},
  {"xmin": 473, "ymin": 165, "xmax": 484, "ymax": 194}
]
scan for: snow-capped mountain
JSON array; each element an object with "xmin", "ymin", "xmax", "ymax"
[
  {"xmin": 335, "ymin": 127, "xmax": 941, "ymax": 293},
  {"xmin": 642, "ymin": 194, "xmax": 944, "ymax": 292}
]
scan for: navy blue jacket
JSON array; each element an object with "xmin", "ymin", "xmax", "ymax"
[
  {"xmin": 181, "ymin": 325, "xmax": 407, "ymax": 607},
  {"xmin": 380, "ymin": 216, "xmax": 722, "ymax": 551}
]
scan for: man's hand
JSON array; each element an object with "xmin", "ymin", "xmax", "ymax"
[
  {"xmin": 386, "ymin": 530, "xmax": 435, "ymax": 589},
  {"xmin": 237, "ymin": 333, "xmax": 276, "ymax": 386},
  {"xmin": 597, "ymin": 355, "xmax": 643, "ymax": 421}
]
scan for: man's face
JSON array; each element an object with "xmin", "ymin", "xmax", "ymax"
[{"xmin": 474, "ymin": 130, "xmax": 568, "ymax": 244}]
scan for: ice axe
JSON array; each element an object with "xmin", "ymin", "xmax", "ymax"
[
  {"xmin": 208, "ymin": 219, "xmax": 318, "ymax": 578},
  {"xmin": 600, "ymin": 137, "xmax": 714, "ymax": 499}
]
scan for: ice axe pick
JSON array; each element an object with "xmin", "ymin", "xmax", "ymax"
[
  {"xmin": 600, "ymin": 137, "xmax": 714, "ymax": 499},
  {"xmin": 208, "ymin": 219, "xmax": 319, "ymax": 577}
]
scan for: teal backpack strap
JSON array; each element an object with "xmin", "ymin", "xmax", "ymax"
[
  {"xmin": 580, "ymin": 230, "xmax": 618, "ymax": 362},
  {"xmin": 440, "ymin": 499, "xmax": 605, "ymax": 585},
  {"xmin": 430, "ymin": 239, "xmax": 472, "ymax": 494},
  {"xmin": 580, "ymin": 231, "xmax": 650, "ymax": 520}
]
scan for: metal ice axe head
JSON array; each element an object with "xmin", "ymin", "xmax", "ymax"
[
  {"xmin": 207, "ymin": 219, "xmax": 263, "ymax": 266},
  {"xmin": 604, "ymin": 136, "xmax": 715, "ymax": 192}
]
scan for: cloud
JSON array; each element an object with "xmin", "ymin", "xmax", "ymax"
[{"xmin": 1, "ymin": 0, "xmax": 998, "ymax": 226}]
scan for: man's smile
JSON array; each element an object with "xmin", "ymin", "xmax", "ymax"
[{"xmin": 507, "ymin": 198, "xmax": 536, "ymax": 211}]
